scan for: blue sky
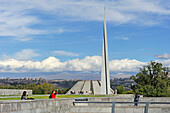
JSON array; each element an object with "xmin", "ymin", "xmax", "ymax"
[{"xmin": 0, "ymin": 0, "xmax": 170, "ymax": 79}]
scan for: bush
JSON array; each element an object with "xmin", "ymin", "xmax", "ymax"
[
  {"xmin": 116, "ymin": 85, "xmax": 124, "ymax": 94},
  {"xmin": 122, "ymin": 90, "xmax": 133, "ymax": 94},
  {"xmin": 167, "ymin": 89, "xmax": 170, "ymax": 97}
]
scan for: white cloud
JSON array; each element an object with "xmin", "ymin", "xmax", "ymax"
[
  {"xmin": 54, "ymin": 28, "xmax": 82, "ymax": 34},
  {"xmin": 157, "ymin": 59, "xmax": 170, "ymax": 67},
  {"xmin": 154, "ymin": 53, "xmax": 170, "ymax": 59},
  {"xmin": 113, "ymin": 37, "xmax": 129, "ymax": 40},
  {"xmin": 56, "ymin": 28, "xmax": 65, "ymax": 34},
  {"xmin": 53, "ymin": 50, "xmax": 79, "ymax": 57},
  {"xmin": 2, "ymin": 49, "xmax": 40, "ymax": 60},
  {"xmin": 0, "ymin": 56, "xmax": 149, "ymax": 73},
  {"xmin": 109, "ymin": 58, "xmax": 146, "ymax": 72},
  {"xmin": 14, "ymin": 49, "xmax": 40, "ymax": 60},
  {"xmin": 0, "ymin": 0, "xmax": 170, "ymax": 39},
  {"xmin": 15, "ymin": 38, "xmax": 32, "ymax": 41},
  {"xmin": 122, "ymin": 37, "xmax": 129, "ymax": 40},
  {"xmin": 0, "ymin": 2, "xmax": 44, "ymax": 37},
  {"xmin": 0, "ymin": 56, "xmax": 169, "ymax": 73},
  {"xmin": 64, "ymin": 56, "xmax": 102, "ymax": 71}
]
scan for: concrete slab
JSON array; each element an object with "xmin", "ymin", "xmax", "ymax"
[
  {"xmin": 81, "ymin": 81, "xmax": 90, "ymax": 95},
  {"xmin": 92, "ymin": 81, "xmax": 100, "ymax": 94},
  {"xmin": 67, "ymin": 81, "xmax": 85, "ymax": 94}
]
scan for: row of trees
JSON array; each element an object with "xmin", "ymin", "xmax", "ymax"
[{"xmin": 0, "ymin": 83, "xmax": 69, "ymax": 94}]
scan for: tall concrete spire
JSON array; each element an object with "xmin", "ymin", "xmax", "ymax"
[{"xmin": 100, "ymin": 8, "xmax": 111, "ymax": 94}]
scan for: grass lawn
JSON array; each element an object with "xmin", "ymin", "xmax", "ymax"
[
  {"xmin": 0, "ymin": 95, "xmax": 112, "ymax": 100},
  {"xmin": 0, "ymin": 97, "xmax": 21, "ymax": 100},
  {"xmin": 0, "ymin": 95, "xmax": 20, "ymax": 97}
]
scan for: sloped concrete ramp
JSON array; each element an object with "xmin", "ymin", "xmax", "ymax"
[
  {"xmin": 92, "ymin": 81, "xmax": 100, "ymax": 94},
  {"xmin": 67, "ymin": 80, "xmax": 114, "ymax": 95},
  {"xmin": 81, "ymin": 81, "xmax": 91, "ymax": 95},
  {"xmin": 67, "ymin": 81, "xmax": 85, "ymax": 94}
]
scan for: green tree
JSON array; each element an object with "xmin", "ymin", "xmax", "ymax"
[
  {"xmin": 31, "ymin": 83, "xmax": 57, "ymax": 94},
  {"xmin": 33, "ymin": 84, "xmax": 44, "ymax": 94},
  {"xmin": 131, "ymin": 61, "xmax": 169, "ymax": 97},
  {"xmin": 116, "ymin": 85, "xmax": 124, "ymax": 94}
]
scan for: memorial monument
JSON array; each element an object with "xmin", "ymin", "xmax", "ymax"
[
  {"xmin": 67, "ymin": 9, "xmax": 113, "ymax": 95},
  {"xmin": 100, "ymin": 8, "xmax": 111, "ymax": 94}
]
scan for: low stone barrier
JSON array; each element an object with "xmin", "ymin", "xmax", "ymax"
[
  {"xmin": 88, "ymin": 95, "xmax": 170, "ymax": 102},
  {"xmin": 0, "ymin": 98, "xmax": 74, "ymax": 113},
  {"xmin": 70, "ymin": 105, "xmax": 170, "ymax": 113},
  {"xmin": 0, "ymin": 96, "xmax": 169, "ymax": 113},
  {"xmin": 0, "ymin": 89, "xmax": 32, "ymax": 95}
]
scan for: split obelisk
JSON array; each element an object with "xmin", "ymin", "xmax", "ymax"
[{"xmin": 100, "ymin": 8, "xmax": 111, "ymax": 94}]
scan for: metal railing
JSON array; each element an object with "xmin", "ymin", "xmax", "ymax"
[{"xmin": 73, "ymin": 101, "xmax": 170, "ymax": 113}]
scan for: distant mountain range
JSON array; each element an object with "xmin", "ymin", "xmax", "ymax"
[{"xmin": 0, "ymin": 71, "xmax": 136, "ymax": 80}]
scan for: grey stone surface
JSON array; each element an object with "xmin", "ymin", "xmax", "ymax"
[
  {"xmin": 92, "ymin": 81, "xmax": 100, "ymax": 94},
  {"xmin": 81, "ymin": 81, "xmax": 90, "ymax": 95},
  {"xmin": 0, "ymin": 97, "xmax": 169, "ymax": 113},
  {"xmin": 66, "ymin": 80, "xmax": 114, "ymax": 95},
  {"xmin": 66, "ymin": 81, "xmax": 85, "ymax": 94},
  {"xmin": 0, "ymin": 89, "xmax": 32, "ymax": 95},
  {"xmin": 70, "ymin": 106, "xmax": 111, "ymax": 113},
  {"xmin": 0, "ymin": 98, "xmax": 74, "ymax": 113},
  {"xmin": 70, "ymin": 106, "xmax": 170, "ymax": 113}
]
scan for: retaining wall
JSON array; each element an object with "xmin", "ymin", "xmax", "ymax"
[
  {"xmin": 0, "ymin": 89, "xmax": 32, "ymax": 95},
  {"xmin": 70, "ymin": 106, "xmax": 170, "ymax": 113},
  {"xmin": 0, "ymin": 98, "xmax": 74, "ymax": 113},
  {"xmin": 88, "ymin": 95, "xmax": 170, "ymax": 102},
  {"xmin": 0, "ymin": 96, "xmax": 169, "ymax": 113}
]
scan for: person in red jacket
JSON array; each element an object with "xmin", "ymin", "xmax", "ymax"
[{"xmin": 49, "ymin": 90, "xmax": 57, "ymax": 99}]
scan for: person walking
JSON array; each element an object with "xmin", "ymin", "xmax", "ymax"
[{"xmin": 134, "ymin": 93, "xmax": 140, "ymax": 106}]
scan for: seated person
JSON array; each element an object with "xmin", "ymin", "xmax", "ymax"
[
  {"xmin": 21, "ymin": 91, "xmax": 28, "ymax": 100},
  {"xmin": 21, "ymin": 91, "xmax": 34, "ymax": 100},
  {"xmin": 70, "ymin": 91, "xmax": 75, "ymax": 94},
  {"xmin": 49, "ymin": 90, "xmax": 58, "ymax": 99}
]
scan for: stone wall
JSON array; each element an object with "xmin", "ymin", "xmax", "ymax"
[
  {"xmin": 0, "ymin": 96, "xmax": 169, "ymax": 113},
  {"xmin": 88, "ymin": 95, "xmax": 170, "ymax": 102},
  {"xmin": 70, "ymin": 106, "xmax": 170, "ymax": 113},
  {"xmin": 0, "ymin": 89, "xmax": 32, "ymax": 95},
  {"xmin": 0, "ymin": 98, "xmax": 74, "ymax": 113}
]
